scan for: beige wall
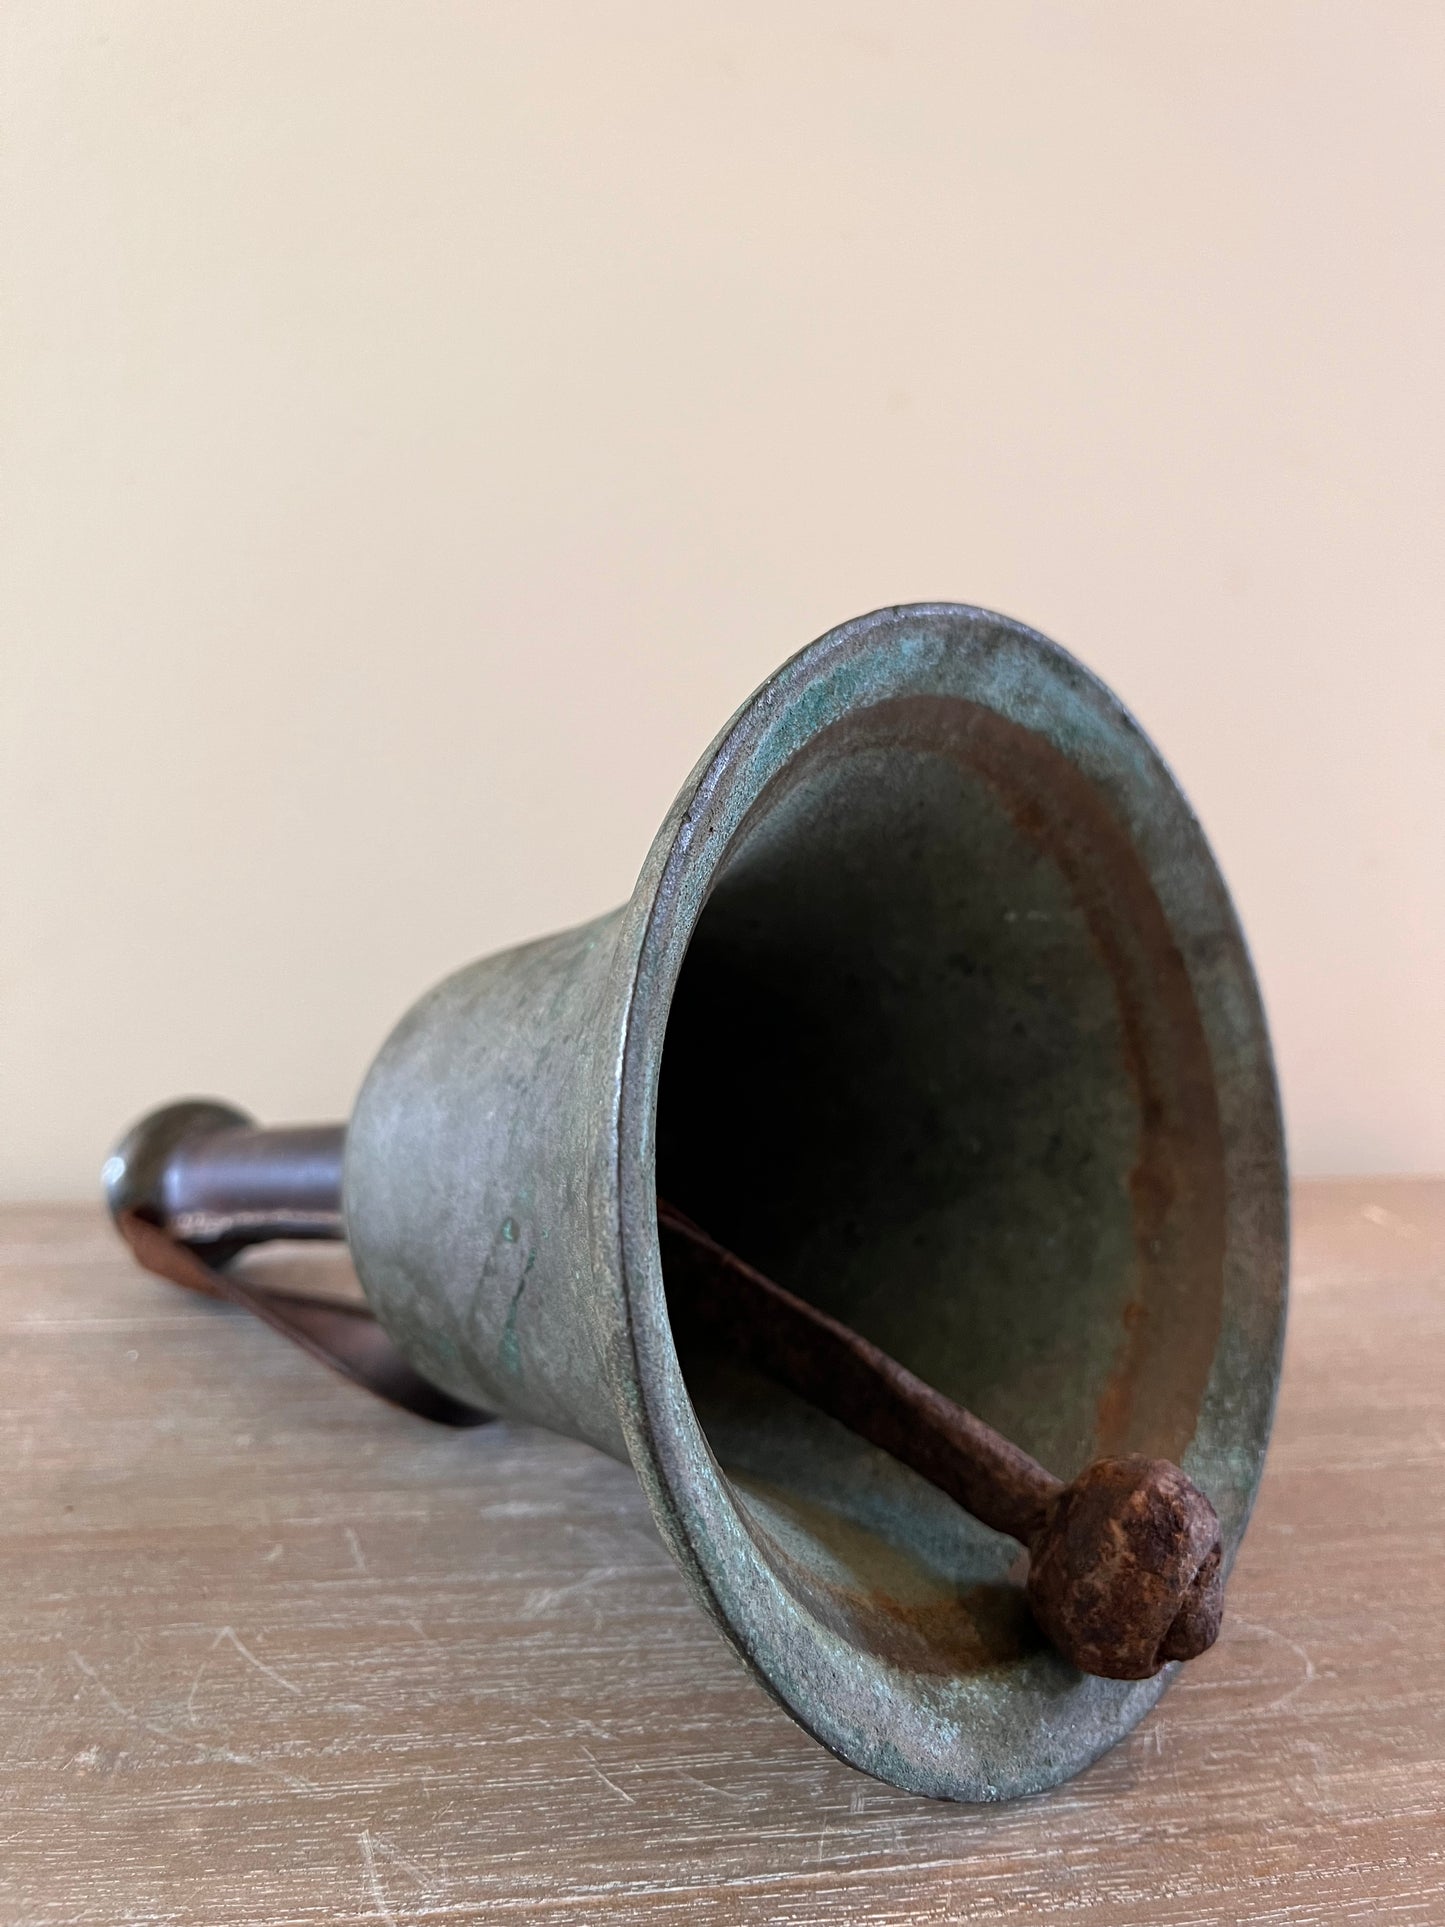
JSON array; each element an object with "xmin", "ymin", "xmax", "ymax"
[{"xmin": 3, "ymin": 2, "xmax": 1442, "ymax": 1198}]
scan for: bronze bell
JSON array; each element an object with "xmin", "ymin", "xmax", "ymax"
[{"xmin": 103, "ymin": 603, "xmax": 1287, "ymax": 1802}]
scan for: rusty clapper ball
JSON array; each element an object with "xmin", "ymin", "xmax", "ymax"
[{"xmin": 1026, "ymin": 1457, "xmax": 1225, "ymax": 1681}]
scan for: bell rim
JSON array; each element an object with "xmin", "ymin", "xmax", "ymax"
[{"xmin": 610, "ymin": 602, "xmax": 1288, "ymax": 1801}]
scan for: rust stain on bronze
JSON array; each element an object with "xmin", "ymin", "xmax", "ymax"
[{"xmin": 803, "ymin": 694, "xmax": 1228, "ymax": 1465}]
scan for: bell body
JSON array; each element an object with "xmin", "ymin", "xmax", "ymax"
[
  {"xmin": 342, "ymin": 604, "xmax": 1287, "ymax": 1802},
  {"xmin": 345, "ymin": 913, "xmax": 639, "ymax": 1458}
]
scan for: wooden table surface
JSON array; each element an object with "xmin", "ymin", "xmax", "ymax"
[{"xmin": 2, "ymin": 1180, "xmax": 1442, "ymax": 1925}]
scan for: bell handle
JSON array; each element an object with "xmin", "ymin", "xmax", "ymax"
[{"xmin": 103, "ymin": 1102, "xmax": 490, "ymax": 1427}]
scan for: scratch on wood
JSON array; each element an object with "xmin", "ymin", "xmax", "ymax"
[
  {"xmin": 359, "ymin": 1829, "xmax": 397, "ymax": 1927},
  {"xmin": 1230, "ymin": 1615, "xmax": 1318, "ymax": 1713},
  {"xmin": 1362, "ymin": 1203, "xmax": 1419, "ymax": 1239},
  {"xmin": 672, "ymin": 1768, "xmax": 751, "ymax": 1804},
  {"xmin": 187, "ymin": 1626, "xmax": 300, "ymax": 1723},
  {"xmin": 579, "ymin": 1745, "xmax": 635, "ymax": 1805},
  {"xmin": 520, "ymin": 1565, "xmax": 620, "ymax": 1618}
]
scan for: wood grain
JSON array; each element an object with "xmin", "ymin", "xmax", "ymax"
[{"xmin": 1, "ymin": 1182, "xmax": 1442, "ymax": 1924}]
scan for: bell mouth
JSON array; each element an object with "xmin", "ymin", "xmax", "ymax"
[{"xmin": 616, "ymin": 605, "xmax": 1286, "ymax": 1801}]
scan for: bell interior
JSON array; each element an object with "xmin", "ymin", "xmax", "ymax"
[{"xmin": 656, "ymin": 694, "xmax": 1228, "ymax": 1679}]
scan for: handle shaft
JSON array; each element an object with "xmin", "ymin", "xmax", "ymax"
[
  {"xmin": 162, "ymin": 1123, "xmax": 346, "ymax": 1245},
  {"xmin": 104, "ymin": 1102, "xmax": 346, "ymax": 1251}
]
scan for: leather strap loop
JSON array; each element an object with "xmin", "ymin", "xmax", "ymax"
[{"xmin": 116, "ymin": 1209, "xmax": 492, "ymax": 1428}]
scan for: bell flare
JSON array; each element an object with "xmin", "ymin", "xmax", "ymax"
[{"xmin": 341, "ymin": 604, "xmax": 1287, "ymax": 1802}]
